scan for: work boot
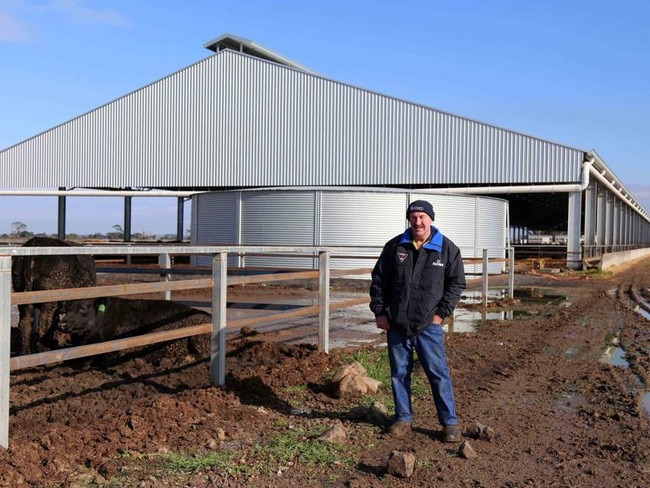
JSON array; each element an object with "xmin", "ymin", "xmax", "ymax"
[
  {"xmin": 441, "ymin": 424, "xmax": 461, "ymax": 443},
  {"xmin": 387, "ymin": 420, "xmax": 412, "ymax": 437}
]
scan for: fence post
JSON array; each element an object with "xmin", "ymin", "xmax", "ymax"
[
  {"xmin": 482, "ymin": 249, "xmax": 489, "ymax": 307},
  {"xmin": 158, "ymin": 253, "xmax": 171, "ymax": 301},
  {"xmin": 318, "ymin": 251, "xmax": 331, "ymax": 353},
  {"xmin": 0, "ymin": 255, "xmax": 11, "ymax": 448},
  {"xmin": 508, "ymin": 248, "xmax": 515, "ymax": 299},
  {"xmin": 210, "ymin": 251, "xmax": 228, "ymax": 387}
]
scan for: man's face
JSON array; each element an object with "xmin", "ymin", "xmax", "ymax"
[{"xmin": 408, "ymin": 211, "xmax": 432, "ymax": 240}]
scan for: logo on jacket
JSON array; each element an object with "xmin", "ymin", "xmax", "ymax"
[
  {"xmin": 431, "ymin": 259, "xmax": 444, "ymax": 267},
  {"xmin": 397, "ymin": 252, "xmax": 408, "ymax": 263}
]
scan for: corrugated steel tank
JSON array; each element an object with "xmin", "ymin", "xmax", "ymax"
[{"xmin": 191, "ymin": 188, "xmax": 509, "ymax": 279}]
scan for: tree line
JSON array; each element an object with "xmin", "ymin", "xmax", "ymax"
[{"xmin": 3, "ymin": 221, "xmax": 185, "ymax": 242}]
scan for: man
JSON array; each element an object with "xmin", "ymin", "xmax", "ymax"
[{"xmin": 369, "ymin": 199, "xmax": 466, "ymax": 442}]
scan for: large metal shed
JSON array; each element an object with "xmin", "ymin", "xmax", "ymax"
[{"xmin": 0, "ymin": 33, "xmax": 648, "ymax": 267}]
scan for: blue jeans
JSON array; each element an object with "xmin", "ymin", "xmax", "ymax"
[{"xmin": 387, "ymin": 324, "xmax": 458, "ymax": 426}]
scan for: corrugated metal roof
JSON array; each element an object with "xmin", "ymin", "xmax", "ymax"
[{"xmin": 0, "ymin": 49, "xmax": 585, "ymax": 190}]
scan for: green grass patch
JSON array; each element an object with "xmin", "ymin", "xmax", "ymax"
[
  {"xmin": 156, "ymin": 426, "xmax": 354, "ymax": 480},
  {"xmin": 256, "ymin": 426, "xmax": 353, "ymax": 467}
]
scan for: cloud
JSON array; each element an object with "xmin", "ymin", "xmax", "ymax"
[
  {"xmin": 0, "ymin": 12, "xmax": 32, "ymax": 42},
  {"xmin": 0, "ymin": 0, "xmax": 130, "ymax": 44},
  {"xmin": 48, "ymin": 0, "xmax": 130, "ymax": 28}
]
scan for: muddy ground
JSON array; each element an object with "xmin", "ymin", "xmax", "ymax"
[{"xmin": 2, "ymin": 256, "xmax": 650, "ymax": 487}]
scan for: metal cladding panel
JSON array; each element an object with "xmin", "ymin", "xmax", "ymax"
[
  {"xmin": 194, "ymin": 192, "xmax": 239, "ymax": 244},
  {"xmin": 412, "ymin": 194, "xmax": 477, "ymax": 247},
  {"xmin": 411, "ymin": 193, "xmax": 507, "ymax": 275},
  {"xmin": 320, "ymin": 191, "xmax": 407, "ymax": 269},
  {"xmin": 0, "ymin": 50, "xmax": 586, "ymax": 189},
  {"xmin": 191, "ymin": 192, "xmax": 240, "ymax": 267},
  {"xmin": 477, "ymin": 197, "xmax": 508, "ymax": 274},
  {"xmin": 476, "ymin": 198, "xmax": 507, "ymax": 248},
  {"xmin": 415, "ymin": 193, "xmax": 477, "ymax": 276},
  {"xmin": 240, "ymin": 191, "xmax": 316, "ymax": 268}
]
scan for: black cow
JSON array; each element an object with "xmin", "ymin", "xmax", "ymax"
[
  {"xmin": 11, "ymin": 236, "xmax": 96, "ymax": 354},
  {"xmin": 57, "ymin": 297, "xmax": 212, "ymax": 363}
]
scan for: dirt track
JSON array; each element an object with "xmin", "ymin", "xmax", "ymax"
[{"xmin": 2, "ymin": 256, "xmax": 650, "ymax": 487}]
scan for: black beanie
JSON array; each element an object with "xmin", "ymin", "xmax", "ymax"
[{"xmin": 407, "ymin": 200, "xmax": 435, "ymax": 221}]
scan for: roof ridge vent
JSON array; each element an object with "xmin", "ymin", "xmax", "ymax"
[{"xmin": 203, "ymin": 33, "xmax": 316, "ymax": 74}]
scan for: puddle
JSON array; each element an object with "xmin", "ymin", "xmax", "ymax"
[
  {"xmin": 450, "ymin": 288, "xmax": 566, "ymax": 333},
  {"xmin": 600, "ymin": 346, "xmax": 629, "ymax": 367},
  {"xmin": 600, "ymin": 336, "xmax": 650, "ymax": 418},
  {"xmin": 600, "ymin": 288, "xmax": 650, "ymax": 417},
  {"xmin": 643, "ymin": 393, "xmax": 650, "ymax": 417},
  {"xmin": 634, "ymin": 305, "xmax": 650, "ymax": 320},
  {"xmin": 461, "ymin": 289, "xmax": 511, "ymax": 304},
  {"xmin": 272, "ymin": 287, "xmax": 567, "ymax": 346},
  {"xmin": 463, "ymin": 288, "xmax": 566, "ymax": 304},
  {"xmin": 607, "ymin": 288, "xmax": 650, "ymax": 320},
  {"xmin": 447, "ymin": 309, "xmax": 527, "ymax": 333}
]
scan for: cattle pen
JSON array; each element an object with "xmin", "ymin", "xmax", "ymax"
[{"xmin": 0, "ymin": 244, "xmax": 514, "ymax": 448}]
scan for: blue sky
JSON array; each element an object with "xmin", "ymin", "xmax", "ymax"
[{"xmin": 1, "ymin": 0, "xmax": 649, "ymax": 235}]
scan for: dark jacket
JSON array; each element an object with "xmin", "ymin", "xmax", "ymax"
[{"xmin": 369, "ymin": 225, "xmax": 466, "ymax": 336}]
